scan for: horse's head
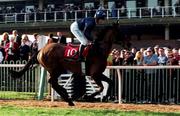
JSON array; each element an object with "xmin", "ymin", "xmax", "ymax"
[{"xmin": 93, "ymin": 21, "xmax": 119, "ymax": 57}]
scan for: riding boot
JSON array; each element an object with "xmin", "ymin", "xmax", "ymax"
[{"xmin": 78, "ymin": 44, "xmax": 86, "ymax": 61}]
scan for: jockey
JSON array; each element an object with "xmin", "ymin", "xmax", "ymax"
[{"xmin": 70, "ymin": 10, "xmax": 106, "ymax": 61}]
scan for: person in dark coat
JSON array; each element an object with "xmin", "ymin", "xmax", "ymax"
[{"xmin": 57, "ymin": 31, "xmax": 66, "ymax": 44}]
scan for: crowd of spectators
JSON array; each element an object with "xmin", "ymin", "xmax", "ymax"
[
  {"xmin": 0, "ymin": 30, "xmax": 37, "ymax": 63},
  {"xmin": 107, "ymin": 45, "xmax": 180, "ymax": 66},
  {"xmin": 0, "ymin": 30, "xmax": 67, "ymax": 63},
  {"xmin": 1, "ymin": 29, "xmax": 180, "ymax": 66}
]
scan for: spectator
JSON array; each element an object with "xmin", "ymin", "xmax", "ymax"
[
  {"xmin": 0, "ymin": 50, "xmax": 4, "ymax": 63},
  {"xmin": 172, "ymin": 48, "xmax": 180, "ymax": 62},
  {"xmin": 0, "ymin": 32, "xmax": 10, "ymax": 58},
  {"xmin": 12, "ymin": 30, "xmax": 22, "ymax": 46},
  {"xmin": 142, "ymin": 47, "xmax": 158, "ymax": 103},
  {"xmin": 167, "ymin": 50, "xmax": 179, "ymax": 65},
  {"xmin": 0, "ymin": 32, "xmax": 9, "ymax": 48},
  {"xmin": 157, "ymin": 47, "xmax": 168, "ymax": 65},
  {"xmin": 122, "ymin": 51, "xmax": 134, "ymax": 65},
  {"xmin": 174, "ymin": 0, "xmax": 180, "ymax": 14},
  {"xmin": 31, "ymin": 33, "xmax": 39, "ymax": 55},
  {"xmin": 4, "ymin": 36, "xmax": 19, "ymax": 61},
  {"xmin": 140, "ymin": 47, "xmax": 146, "ymax": 56},
  {"xmin": 112, "ymin": 49, "xmax": 123, "ymax": 65},
  {"xmin": 23, "ymin": 34, "xmax": 32, "ymax": 47},
  {"xmin": 166, "ymin": 49, "xmax": 179, "ymax": 103},
  {"xmin": 179, "ymin": 48, "xmax": 180, "ymax": 65},
  {"xmin": 47, "ymin": 33, "xmax": 57, "ymax": 44},
  {"xmin": 154, "ymin": 45, "xmax": 159, "ymax": 56},
  {"xmin": 134, "ymin": 51, "xmax": 143, "ymax": 65},
  {"xmin": 19, "ymin": 34, "xmax": 31, "ymax": 61},
  {"xmin": 143, "ymin": 47, "xmax": 158, "ymax": 66},
  {"xmin": 98, "ymin": 4, "xmax": 105, "ymax": 10},
  {"xmin": 57, "ymin": 31, "xmax": 66, "ymax": 44},
  {"xmin": 111, "ymin": 3, "xmax": 117, "ymax": 17},
  {"xmin": 131, "ymin": 47, "xmax": 137, "ymax": 58}
]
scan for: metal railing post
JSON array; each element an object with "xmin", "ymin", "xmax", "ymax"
[
  {"xmin": 128, "ymin": 9, "xmax": 131, "ymax": 19},
  {"xmin": 150, "ymin": 7, "xmax": 153, "ymax": 18},
  {"xmin": 139, "ymin": 8, "xmax": 142, "ymax": 18},
  {"xmin": 14, "ymin": 13, "xmax": 17, "ymax": 23},
  {"xmin": 85, "ymin": 10, "xmax": 88, "ymax": 18},
  {"xmin": 34, "ymin": 12, "xmax": 37, "ymax": 22},
  {"xmin": 117, "ymin": 9, "xmax": 120, "ymax": 19},
  {"xmin": 54, "ymin": 11, "xmax": 57, "ymax": 22},
  {"xmin": 24, "ymin": 13, "xmax": 27, "ymax": 23},
  {"xmin": 44, "ymin": 11, "xmax": 46, "ymax": 22},
  {"xmin": 75, "ymin": 11, "xmax": 77, "ymax": 21},
  {"xmin": 162, "ymin": 7, "xmax": 165, "ymax": 18},
  {"xmin": 173, "ymin": 6, "xmax": 176, "ymax": 17},
  {"xmin": 64, "ymin": 11, "xmax": 67, "ymax": 21}
]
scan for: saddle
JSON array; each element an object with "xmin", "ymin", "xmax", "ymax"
[{"xmin": 64, "ymin": 43, "xmax": 91, "ymax": 60}]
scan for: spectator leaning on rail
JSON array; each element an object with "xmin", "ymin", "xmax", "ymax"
[
  {"xmin": 0, "ymin": 32, "xmax": 10, "ymax": 59},
  {"xmin": 142, "ymin": 47, "xmax": 158, "ymax": 103},
  {"xmin": 19, "ymin": 34, "xmax": 31, "ymax": 61},
  {"xmin": 70, "ymin": 10, "xmax": 106, "ymax": 61},
  {"xmin": 0, "ymin": 50, "xmax": 4, "ymax": 63},
  {"xmin": 4, "ymin": 36, "xmax": 19, "ymax": 61},
  {"xmin": 157, "ymin": 47, "xmax": 168, "ymax": 65}
]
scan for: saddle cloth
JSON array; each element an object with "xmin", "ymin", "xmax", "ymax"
[{"xmin": 64, "ymin": 43, "xmax": 90, "ymax": 59}]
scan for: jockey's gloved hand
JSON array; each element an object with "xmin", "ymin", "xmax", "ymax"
[{"xmin": 87, "ymin": 40, "xmax": 92, "ymax": 45}]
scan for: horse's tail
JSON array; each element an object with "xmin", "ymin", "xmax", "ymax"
[{"xmin": 9, "ymin": 51, "xmax": 39, "ymax": 79}]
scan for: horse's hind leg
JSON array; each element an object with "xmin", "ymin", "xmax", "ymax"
[{"xmin": 48, "ymin": 73, "xmax": 74, "ymax": 106}]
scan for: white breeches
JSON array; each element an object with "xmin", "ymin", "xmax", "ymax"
[{"xmin": 70, "ymin": 22, "xmax": 88, "ymax": 45}]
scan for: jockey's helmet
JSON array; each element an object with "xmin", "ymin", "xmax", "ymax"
[{"xmin": 94, "ymin": 10, "xmax": 106, "ymax": 20}]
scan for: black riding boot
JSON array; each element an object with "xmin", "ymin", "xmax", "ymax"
[{"xmin": 78, "ymin": 44, "xmax": 86, "ymax": 61}]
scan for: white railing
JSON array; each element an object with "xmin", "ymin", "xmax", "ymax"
[
  {"xmin": 106, "ymin": 65, "xmax": 180, "ymax": 104},
  {"xmin": 0, "ymin": 6, "xmax": 180, "ymax": 24},
  {"xmin": 1, "ymin": 62, "xmax": 180, "ymax": 104}
]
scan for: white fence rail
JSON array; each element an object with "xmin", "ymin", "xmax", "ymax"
[
  {"xmin": 1, "ymin": 62, "xmax": 180, "ymax": 104},
  {"xmin": 107, "ymin": 65, "xmax": 180, "ymax": 104},
  {"xmin": 0, "ymin": 61, "xmax": 40, "ymax": 99},
  {"xmin": 0, "ymin": 6, "xmax": 180, "ymax": 24}
]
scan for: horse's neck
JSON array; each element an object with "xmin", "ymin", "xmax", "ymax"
[{"xmin": 92, "ymin": 40, "xmax": 112, "ymax": 58}]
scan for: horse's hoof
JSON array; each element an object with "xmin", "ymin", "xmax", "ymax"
[
  {"xmin": 102, "ymin": 96, "xmax": 108, "ymax": 102},
  {"xmin": 68, "ymin": 101, "xmax": 75, "ymax": 106}
]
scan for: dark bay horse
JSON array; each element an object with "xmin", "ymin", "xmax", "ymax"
[{"xmin": 10, "ymin": 23, "xmax": 119, "ymax": 106}]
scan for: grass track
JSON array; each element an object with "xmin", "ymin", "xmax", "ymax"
[{"xmin": 0, "ymin": 105, "xmax": 180, "ymax": 116}]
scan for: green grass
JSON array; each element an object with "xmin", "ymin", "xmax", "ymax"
[
  {"xmin": 0, "ymin": 105, "xmax": 179, "ymax": 116},
  {"xmin": 0, "ymin": 91, "xmax": 36, "ymax": 100}
]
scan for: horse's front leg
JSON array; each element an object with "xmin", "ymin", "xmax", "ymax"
[
  {"xmin": 88, "ymin": 74, "xmax": 105, "ymax": 98},
  {"xmin": 89, "ymin": 74, "xmax": 112, "ymax": 102}
]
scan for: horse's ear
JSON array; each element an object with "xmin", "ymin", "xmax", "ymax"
[{"xmin": 112, "ymin": 20, "xmax": 119, "ymax": 27}]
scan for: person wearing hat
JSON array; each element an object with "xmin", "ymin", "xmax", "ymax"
[
  {"xmin": 143, "ymin": 47, "xmax": 158, "ymax": 66},
  {"xmin": 142, "ymin": 47, "xmax": 158, "ymax": 103},
  {"xmin": 70, "ymin": 10, "xmax": 106, "ymax": 61}
]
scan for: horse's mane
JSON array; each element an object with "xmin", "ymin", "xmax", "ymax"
[
  {"xmin": 95, "ymin": 26, "xmax": 114, "ymax": 42},
  {"xmin": 88, "ymin": 25, "xmax": 117, "ymax": 58}
]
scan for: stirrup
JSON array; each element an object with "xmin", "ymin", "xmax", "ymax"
[{"xmin": 77, "ymin": 57, "xmax": 85, "ymax": 62}]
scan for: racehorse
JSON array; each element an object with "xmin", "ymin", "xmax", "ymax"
[{"xmin": 10, "ymin": 22, "xmax": 119, "ymax": 106}]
